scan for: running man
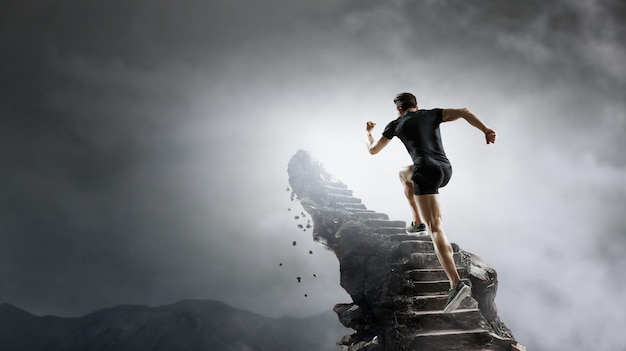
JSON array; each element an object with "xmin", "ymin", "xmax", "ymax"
[{"xmin": 365, "ymin": 92, "xmax": 496, "ymax": 313}]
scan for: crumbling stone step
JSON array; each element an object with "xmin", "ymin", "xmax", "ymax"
[
  {"xmin": 398, "ymin": 239, "xmax": 462, "ymax": 254},
  {"xmin": 398, "ymin": 293, "xmax": 478, "ymax": 312},
  {"xmin": 374, "ymin": 227, "xmax": 406, "ymax": 235},
  {"xmin": 353, "ymin": 212, "xmax": 389, "ymax": 220},
  {"xmin": 327, "ymin": 194, "xmax": 361, "ymax": 204},
  {"xmin": 403, "ymin": 252, "xmax": 464, "ymax": 269},
  {"xmin": 404, "ymin": 279, "xmax": 472, "ymax": 295},
  {"xmin": 365, "ymin": 219, "xmax": 407, "ymax": 228},
  {"xmin": 398, "ymin": 240, "xmax": 435, "ymax": 254},
  {"xmin": 322, "ymin": 180, "xmax": 347, "ymax": 189},
  {"xmin": 337, "ymin": 202, "xmax": 367, "ymax": 210},
  {"xmin": 395, "ymin": 308, "xmax": 485, "ymax": 331},
  {"xmin": 405, "ymin": 267, "xmax": 468, "ymax": 281},
  {"xmin": 389, "ymin": 233, "xmax": 433, "ymax": 242},
  {"xmin": 401, "ymin": 329, "xmax": 507, "ymax": 351},
  {"xmin": 323, "ymin": 185, "xmax": 353, "ymax": 196},
  {"xmin": 346, "ymin": 209, "xmax": 375, "ymax": 213}
]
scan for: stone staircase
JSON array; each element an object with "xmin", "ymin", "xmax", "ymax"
[
  {"xmin": 387, "ymin": 239, "xmax": 517, "ymax": 350},
  {"xmin": 287, "ymin": 150, "xmax": 525, "ymax": 351}
]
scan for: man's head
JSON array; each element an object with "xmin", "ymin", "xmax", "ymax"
[{"xmin": 393, "ymin": 92, "xmax": 418, "ymax": 110}]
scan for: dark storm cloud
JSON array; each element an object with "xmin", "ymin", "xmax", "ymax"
[
  {"xmin": 0, "ymin": 0, "xmax": 359, "ymax": 316},
  {"xmin": 382, "ymin": 0, "xmax": 626, "ymax": 155}
]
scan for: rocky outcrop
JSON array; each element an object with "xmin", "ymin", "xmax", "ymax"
[{"xmin": 287, "ymin": 150, "xmax": 525, "ymax": 351}]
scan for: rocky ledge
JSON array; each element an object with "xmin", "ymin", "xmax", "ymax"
[{"xmin": 287, "ymin": 150, "xmax": 525, "ymax": 351}]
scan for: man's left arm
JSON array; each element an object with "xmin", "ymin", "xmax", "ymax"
[{"xmin": 442, "ymin": 108, "xmax": 496, "ymax": 144}]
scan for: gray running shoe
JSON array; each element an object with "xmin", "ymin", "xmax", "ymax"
[
  {"xmin": 443, "ymin": 281, "xmax": 471, "ymax": 313},
  {"xmin": 405, "ymin": 222, "xmax": 428, "ymax": 235}
]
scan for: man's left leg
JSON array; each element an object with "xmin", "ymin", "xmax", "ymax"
[{"xmin": 399, "ymin": 165, "xmax": 426, "ymax": 235}]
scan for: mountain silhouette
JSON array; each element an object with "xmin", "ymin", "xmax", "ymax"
[{"xmin": 0, "ymin": 300, "xmax": 347, "ymax": 351}]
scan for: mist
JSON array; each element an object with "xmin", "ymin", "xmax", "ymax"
[{"xmin": 1, "ymin": 1, "xmax": 625, "ymax": 350}]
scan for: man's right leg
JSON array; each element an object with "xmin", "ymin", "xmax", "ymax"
[
  {"xmin": 399, "ymin": 165, "xmax": 426, "ymax": 234},
  {"xmin": 415, "ymin": 194, "xmax": 459, "ymax": 286},
  {"xmin": 416, "ymin": 194, "xmax": 470, "ymax": 312}
]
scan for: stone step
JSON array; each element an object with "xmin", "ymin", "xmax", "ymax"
[
  {"xmin": 322, "ymin": 180, "xmax": 348, "ymax": 189},
  {"xmin": 394, "ymin": 308, "xmax": 485, "ymax": 331},
  {"xmin": 398, "ymin": 240, "xmax": 435, "ymax": 254},
  {"xmin": 346, "ymin": 209, "xmax": 375, "ymax": 213},
  {"xmin": 397, "ymin": 293, "xmax": 478, "ymax": 312},
  {"xmin": 337, "ymin": 202, "xmax": 367, "ymax": 210},
  {"xmin": 365, "ymin": 219, "xmax": 407, "ymax": 228},
  {"xmin": 401, "ymin": 328, "xmax": 509, "ymax": 351},
  {"xmin": 398, "ymin": 239, "xmax": 461, "ymax": 253},
  {"xmin": 389, "ymin": 233, "xmax": 433, "ymax": 242},
  {"xmin": 374, "ymin": 227, "xmax": 407, "ymax": 235},
  {"xmin": 402, "ymin": 279, "xmax": 472, "ymax": 296},
  {"xmin": 405, "ymin": 267, "xmax": 468, "ymax": 281},
  {"xmin": 402, "ymin": 252, "xmax": 464, "ymax": 269},
  {"xmin": 391, "ymin": 254, "xmax": 464, "ymax": 271},
  {"xmin": 353, "ymin": 212, "xmax": 389, "ymax": 220},
  {"xmin": 327, "ymin": 194, "xmax": 361, "ymax": 204},
  {"xmin": 323, "ymin": 185, "xmax": 353, "ymax": 196}
]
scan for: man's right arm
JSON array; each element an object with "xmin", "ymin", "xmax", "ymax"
[
  {"xmin": 365, "ymin": 121, "xmax": 391, "ymax": 154},
  {"xmin": 442, "ymin": 108, "xmax": 496, "ymax": 144}
]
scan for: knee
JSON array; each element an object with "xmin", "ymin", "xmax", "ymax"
[
  {"xmin": 428, "ymin": 218, "xmax": 444, "ymax": 235},
  {"xmin": 399, "ymin": 166, "xmax": 413, "ymax": 183},
  {"xmin": 429, "ymin": 219, "xmax": 450, "ymax": 249}
]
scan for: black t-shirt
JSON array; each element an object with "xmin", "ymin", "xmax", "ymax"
[{"xmin": 382, "ymin": 108, "xmax": 450, "ymax": 166}]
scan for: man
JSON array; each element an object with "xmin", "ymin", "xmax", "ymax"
[{"xmin": 365, "ymin": 92, "xmax": 496, "ymax": 313}]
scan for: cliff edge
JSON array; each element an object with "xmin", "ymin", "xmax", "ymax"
[{"xmin": 287, "ymin": 150, "xmax": 525, "ymax": 351}]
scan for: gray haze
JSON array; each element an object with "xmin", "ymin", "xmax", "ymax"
[{"xmin": 1, "ymin": 1, "xmax": 625, "ymax": 350}]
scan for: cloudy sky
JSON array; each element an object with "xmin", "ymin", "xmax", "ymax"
[{"xmin": 1, "ymin": 1, "xmax": 625, "ymax": 350}]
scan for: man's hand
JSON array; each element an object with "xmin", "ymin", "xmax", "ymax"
[
  {"xmin": 484, "ymin": 128, "xmax": 496, "ymax": 144},
  {"xmin": 366, "ymin": 121, "xmax": 376, "ymax": 133}
]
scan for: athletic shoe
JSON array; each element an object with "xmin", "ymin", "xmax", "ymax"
[
  {"xmin": 405, "ymin": 222, "xmax": 428, "ymax": 235},
  {"xmin": 443, "ymin": 281, "xmax": 471, "ymax": 313}
]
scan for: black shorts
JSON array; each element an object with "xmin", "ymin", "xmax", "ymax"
[{"xmin": 411, "ymin": 164, "xmax": 452, "ymax": 195}]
